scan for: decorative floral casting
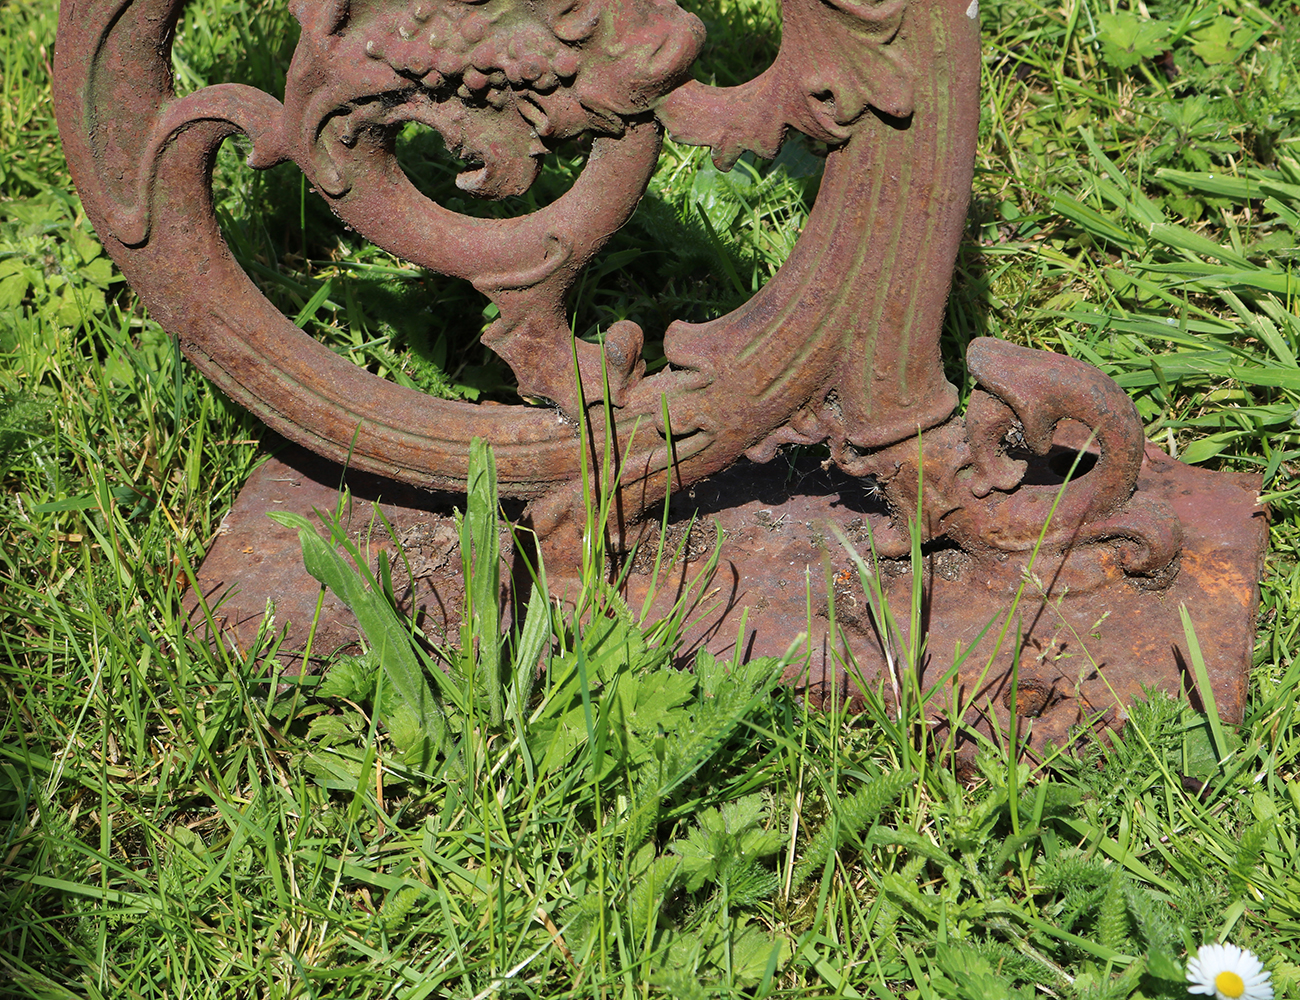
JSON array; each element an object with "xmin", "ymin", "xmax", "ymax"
[
  {"xmin": 289, "ymin": 0, "xmax": 704, "ymax": 199},
  {"xmin": 657, "ymin": 0, "xmax": 914, "ymax": 168}
]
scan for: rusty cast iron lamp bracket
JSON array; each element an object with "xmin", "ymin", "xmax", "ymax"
[{"xmin": 54, "ymin": 0, "xmax": 1267, "ymax": 751}]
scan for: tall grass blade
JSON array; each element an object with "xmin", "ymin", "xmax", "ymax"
[
  {"xmin": 460, "ymin": 436, "xmax": 504, "ymax": 728},
  {"xmin": 1179, "ymin": 604, "xmax": 1228, "ymax": 768}
]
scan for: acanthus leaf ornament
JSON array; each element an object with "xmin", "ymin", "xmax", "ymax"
[{"xmin": 657, "ymin": 0, "xmax": 914, "ymax": 167}]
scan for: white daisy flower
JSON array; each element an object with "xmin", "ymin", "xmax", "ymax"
[{"xmin": 1186, "ymin": 942, "xmax": 1273, "ymax": 1000}]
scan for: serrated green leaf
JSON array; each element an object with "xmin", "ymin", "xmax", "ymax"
[
  {"xmin": 722, "ymin": 859, "xmax": 780, "ymax": 906},
  {"xmin": 1191, "ymin": 17, "xmax": 1238, "ymax": 64},
  {"xmin": 793, "ymin": 770, "xmax": 915, "ymax": 887},
  {"xmin": 627, "ymin": 854, "xmax": 679, "ymax": 940},
  {"xmin": 317, "ymin": 655, "xmax": 375, "ymax": 702},
  {"xmin": 870, "ymin": 826, "xmax": 959, "ymax": 867},
  {"xmin": 385, "ymin": 702, "xmax": 425, "ymax": 754},
  {"xmin": 306, "ymin": 713, "xmax": 363, "ymax": 744},
  {"xmin": 55, "ymin": 286, "xmax": 105, "ymax": 327},
  {"xmin": 68, "ymin": 224, "xmax": 101, "ymax": 265},
  {"xmin": 302, "ymin": 749, "xmax": 367, "ymax": 788},
  {"xmin": 78, "ymin": 256, "xmax": 115, "ymax": 288},
  {"xmin": 0, "ymin": 272, "xmax": 29, "ymax": 310},
  {"xmin": 1095, "ymin": 12, "xmax": 1169, "ymax": 70}
]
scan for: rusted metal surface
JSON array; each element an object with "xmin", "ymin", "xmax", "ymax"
[
  {"xmin": 53, "ymin": 0, "xmax": 978, "ymax": 536},
  {"xmin": 812, "ymin": 442, "xmax": 1265, "ymax": 754},
  {"xmin": 188, "ymin": 443, "xmax": 478, "ymax": 669},
  {"xmin": 56, "ymin": 0, "xmax": 1267, "ymax": 748},
  {"xmin": 604, "ymin": 445, "xmax": 1264, "ymax": 754}
]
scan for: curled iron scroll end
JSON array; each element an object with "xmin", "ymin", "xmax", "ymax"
[{"xmin": 852, "ymin": 338, "xmax": 1184, "ymax": 591}]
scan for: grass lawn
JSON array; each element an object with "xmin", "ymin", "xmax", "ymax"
[{"xmin": 4, "ymin": 0, "xmax": 1300, "ymax": 996}]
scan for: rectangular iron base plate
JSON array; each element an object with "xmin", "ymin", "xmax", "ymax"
[{"xmin": 193, "ymin": 441, "xmax": 1266, "ymax": 758}]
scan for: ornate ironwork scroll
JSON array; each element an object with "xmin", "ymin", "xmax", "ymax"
[
  {"xmin": 54, "ymin": 0, "xmax": 982, "ymax": 539},
  {"xmin": 55, "ymin": 0, "xmax": 1266, "ymax": 751}
]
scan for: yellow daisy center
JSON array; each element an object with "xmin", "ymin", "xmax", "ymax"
[{"xmin": 1215, "ymin": 970, "xmax": 1246, "ymax": 998}]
